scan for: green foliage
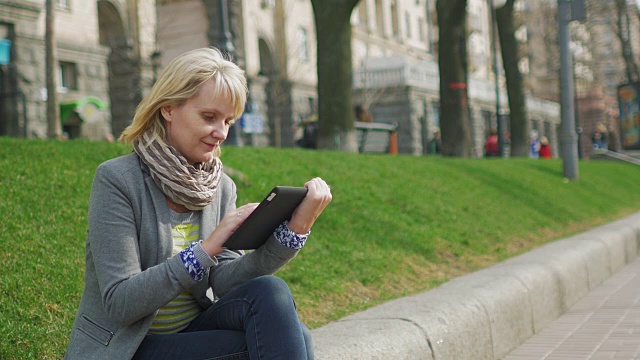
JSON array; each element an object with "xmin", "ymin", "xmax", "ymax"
[{"xmin": 3, "ymin": 138, "xmax": 640, "ymax": 359}]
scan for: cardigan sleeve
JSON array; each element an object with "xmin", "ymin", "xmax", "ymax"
[
  {"xmin": 87, "ymin": 161, "xmax": 202, "ymax": 327},
  {"xmin": 209, "ymin": 236, "xmax": 300, "ymax": 298}
]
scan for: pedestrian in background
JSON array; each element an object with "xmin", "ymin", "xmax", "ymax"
[
  {"xmin": 592, "ymin": 122, "xmax": 608, "ymax": 151},
  {"xmin": 539, "ymin": 135, "xmax": 552, "ymax": 159},
  {"xmin": 355, "ymin": 104, "xmax": 373, "ymax": 123},
  {"xmin": 530, "ymin": 130, "xmax": 541, "ymax": 159},
  {"xmin": 429, "ymin": 128, "xmax": 441, "ymax": 155},
  {"xmin": 484, "ymin": 128, "xmax": 499, "ymax": 157}
]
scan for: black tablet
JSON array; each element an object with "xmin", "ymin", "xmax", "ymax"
[{"xmin": 223, "ymin": 186, "xmax": 308, "ymax": 250}]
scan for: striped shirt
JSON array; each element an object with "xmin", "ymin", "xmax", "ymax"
[
  {"xmin": 149, "ymin": 210, "xmax": 203, "ymax": 334},
  {"xmin": 150, "ymin": 208, "xmax": 311, "ymax": 334}
]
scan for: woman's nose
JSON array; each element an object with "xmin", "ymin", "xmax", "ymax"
[{"xmin": 211, "ymin": 122, "xmax": 228, "ymax": 141}]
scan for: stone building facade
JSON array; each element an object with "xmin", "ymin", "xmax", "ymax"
[
  {"xmin": 351, "ymin": 0, "xmax": 559, "ymax": 156},
  {"xmin": 0, "ymin": 0, "xmax": 156, "ymax": 140},
  {"xmin": 155, "ymin": 0, "xmax": 560, "ymax": 156},
  {"xmin": 2, "ymin": 0, "xmax": 566, "ymax": 156},
  {"xmin": 518, "ymin": 0, "xmax": 640, "ymax": 157}
]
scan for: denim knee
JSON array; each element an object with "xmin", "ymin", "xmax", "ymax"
[{"xmin": 250, "ymin": 276, "xmax": 292, "ymax": 297}]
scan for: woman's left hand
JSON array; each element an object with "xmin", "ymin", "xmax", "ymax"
[{"xmin": 287, "ymin": 177, "xmax": 332, "ymax": 234}]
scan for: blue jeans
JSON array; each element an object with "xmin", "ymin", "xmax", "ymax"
[{"xmin": 133, "ymin": 276, "xmax": 314, "ymax": 360}]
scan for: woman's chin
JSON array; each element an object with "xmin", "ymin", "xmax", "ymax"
[{"xmin": 200, "ymin": 153, "xmax": 215, "ymax": 164}]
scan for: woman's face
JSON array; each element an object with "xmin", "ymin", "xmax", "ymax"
[{"xmin": 162, "ymin": 79, "xmax": 235, "ymax": 165}]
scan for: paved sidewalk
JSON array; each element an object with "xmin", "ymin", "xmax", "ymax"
[{"xmin": 505, "ymin": 257, "xmax": 640, "ymax": 360}]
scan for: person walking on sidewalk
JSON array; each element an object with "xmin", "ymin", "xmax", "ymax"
[{"xmin": 65, "ymin": 47, "xmax": 331, "ymax": 360}]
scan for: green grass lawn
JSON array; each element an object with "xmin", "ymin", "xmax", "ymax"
[{"xmin": 3, "ymin": 138, "xmax": 640, "ymax": 359}]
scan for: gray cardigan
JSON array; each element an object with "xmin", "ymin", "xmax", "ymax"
[{"xmin": 65, "ymin": 153, "xmax": 299, "ymax": 360}]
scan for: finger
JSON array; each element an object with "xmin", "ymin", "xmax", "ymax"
[
  {"xmin": 306, "ymin": 177, "xmax": 329, "ymax": 192},
  {"xmin": 238, "ymin": 202, "xmax": 259, "ymax": 208},
  {"xmin": 237, "ymin": 203, "xmax": 259, "ymax": 215},
  {"xmin": 227, "ymin": 203, "xmax": 259, "ymax": 224},
  {"xmin": 235, "ymin": 203, "xmax": 258, "ymax": 214},
  {"xmin": 319, "ymin": 179, "xmax": 331, "ymax": 193},
  {"xmin": 301, "ymin": 179, "xmax": 331, "ymax": 211},
  {"xmin": 312, "ymin": 178, "xmax": 331, "ymax": 197}
]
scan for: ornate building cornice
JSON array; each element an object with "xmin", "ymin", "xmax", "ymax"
[{"xmin": 0, "ymin": 0, "xmax": 42, "ymax": 22}]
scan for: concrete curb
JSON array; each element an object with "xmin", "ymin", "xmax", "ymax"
[{"xmin": 311, "ymin": 212, "xmax": 640, "ymax": 359}]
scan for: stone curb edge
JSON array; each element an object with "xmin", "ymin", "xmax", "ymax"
[{"xmin": 311, "ymin": 212, "xmax": 640, "ymax": 359}]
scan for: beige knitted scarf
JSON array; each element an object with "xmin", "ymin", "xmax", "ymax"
[{"xmin": 133, "ymin": 130, "xmax": 223, "ymax": 210}]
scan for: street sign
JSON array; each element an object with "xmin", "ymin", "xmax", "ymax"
[
  {"xmin": 241, "ymin": 113, "xmax": 265, "ymax": 134},
  {"xmin": 0, "ymin": 39, "xmax": 11, "ymax": 65}
]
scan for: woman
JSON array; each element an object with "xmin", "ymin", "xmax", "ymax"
[
  {"xmin": 65, "ymin": 48, "xmax": 331, "ymax": 360},
  {"xmin": 592, "ymin": 122, "xmax": 608, "ymax": 151},
  {"xmin": 484, "ymin": 128, "xmax": 499, "ymax": 157},
  {"xmin": 539, "ymin": 136, "xmax": 552, "ymax": 159}
]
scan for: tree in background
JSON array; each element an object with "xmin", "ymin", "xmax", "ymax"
[
  {"xmin": 586, "ymin": 0, "xmax": 640, "ymax": 88},
  {"xmin": 436, "ymin": 0, "xmax": 471, "ymax": 157},
  {"xmin": 496, "ymin": 0, "xmax": 528, "ymax": 157},
  {"xmin": 311, "ymin": 0, "xmax": 361, "ymax": 151},
  {"xmin": 614, "ymin": 0, "xmax": 640, "ymax": 83}
]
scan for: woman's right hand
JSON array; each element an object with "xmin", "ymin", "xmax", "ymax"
[{"xmin": 201, "ymin": 203, "xmax": 259, "ymax": 257}]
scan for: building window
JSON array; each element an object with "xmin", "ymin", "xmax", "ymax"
[
  {"xmin": 515, "ymin": 25, "xmax": 528, "ymax": 42},
  {"xmin": 308, "ymin": 97, "xmax": 316, "ymax": 115},
  {"xmin": 56, "ymin": 0, "xmax": 71, "ymax": 10},
  {"xmin": 58, "ymin": 61, "xmax": 77, "ymax": 91},
  {"xmin": 425, "ymin": 0, "xmax": 434, "ymax": 53},
  {"xmin": 482, "ymin": 110, "xmax": 493, "ymax": 134},
  {"xmin": 261, "ymin": 0, "xmax": 275, "ymax": 9},
  {"xmin": 405, "ymin": 11, "xmax": 411, "ymax": 39},
  {"xmin": 418, "ymin": 17, "xmax": 425, "ymax": 41},
  {"xmin": 296, "ymin": 27, "xmax": 309, "ymax": 62},
  {"xmin": 357, "ymin": 2, "xmax": 368, "ymax": 29},
  {"xmin": 518, "ymin": 57, "xmax": 530, "ymax": 75},
  {"xmin": 391, "ymin": 1, "xmax": 399, "ymax": 37},
  {"xmin": 375, "ymin": 0, "xmax": 384, "ymax": 36},
  {"xmin": 531, "ymin": 120, "xmax": 540, "ymax": 133},
  {"xmin": 431, "ymin": 101, "xmax": 440, "ymax": 129}
]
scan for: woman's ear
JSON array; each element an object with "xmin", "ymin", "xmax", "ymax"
[{"xmin": 160, "ymin": 105, "xmax": 173, "ymax": 122}]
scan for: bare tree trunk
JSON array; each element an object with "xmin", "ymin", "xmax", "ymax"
[
  {"xmin": 45, "ymin": 0, "xmax": 61, "ymax": 139},
  {"xmin": 311, "ymin": 0, "xmax": 360, "ymax": 151},
  {"xmin": 436, "ymin": 0, "xmax": 471, "ymax": 157},
  {"xmin": 615, "ymin": 0, "xmax": 640, "ymax": 83},
  {"xmin": 496, "ymin": 0, "xmax": 528, "ymax": 157}
]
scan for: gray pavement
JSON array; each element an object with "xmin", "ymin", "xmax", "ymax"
[
  {"xmin": 505, "ymin": 256, "xmax": 640, "ymax": 360},
  {"xmin": 311, "ymin": 212, "xmax": 640, "ymax": 359}
]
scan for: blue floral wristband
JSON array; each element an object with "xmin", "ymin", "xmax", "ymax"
[
  {"xmin": 274, "ymin": 221, "xmax": 310, "ymax": 250},
  {"xmin": 179, "ymin": 241, "xmax": 205, "ymax": 281}
]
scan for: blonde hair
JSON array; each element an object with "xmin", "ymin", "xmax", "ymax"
[
  {"xmin": 540, "ymin": 136, "xmax": 549, "ymax": 145},
  {"xmin": 119, "ymin": 48, "xmax": 247, "ymax": 146}
]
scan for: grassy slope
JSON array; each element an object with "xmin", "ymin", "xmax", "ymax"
[{"xmin": 2, "ymin": 138, "xmax": 640, "ymax": 359}]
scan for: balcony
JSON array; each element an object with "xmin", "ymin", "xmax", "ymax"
[{"xmin": 353, "ymin": 56, "xmax": 559, "ymax": 119}]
